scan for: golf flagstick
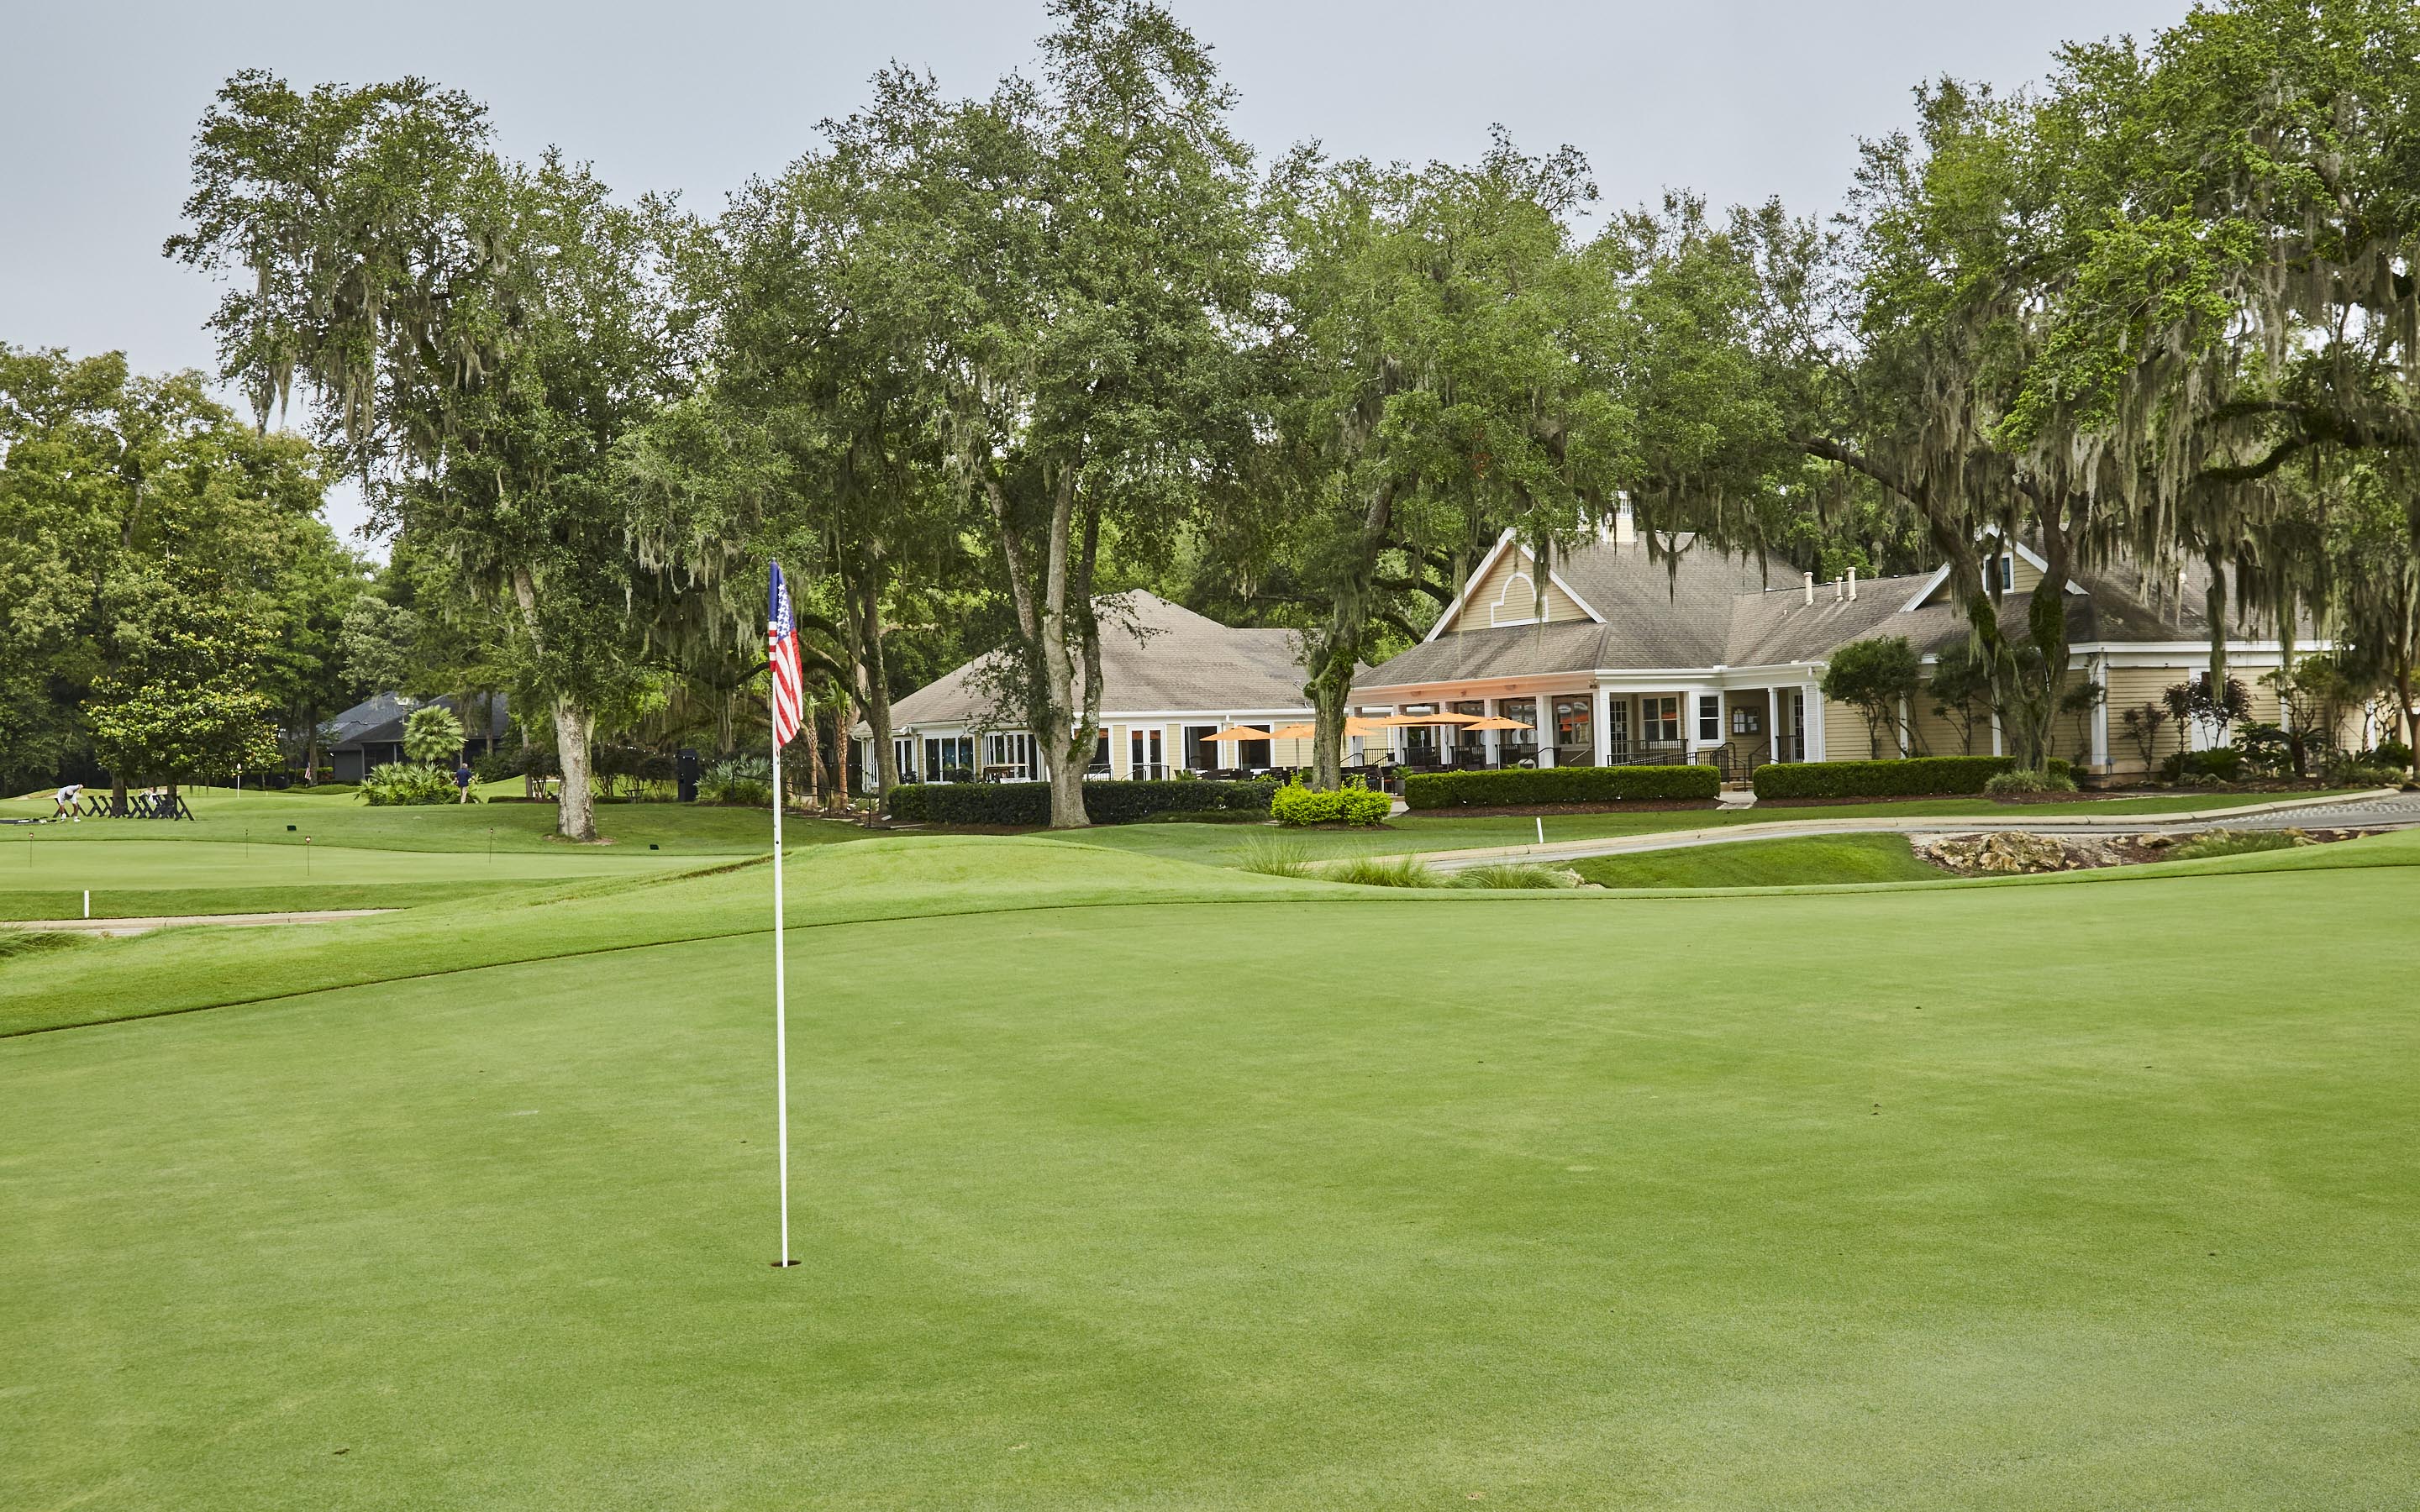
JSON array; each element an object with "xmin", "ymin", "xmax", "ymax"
[
  {"xmin": 766, "ymin": 561, "xmax": 805, "ymax": 1269},
  {"xmin": 771, "ymin": 694, "xmax": 792, "ymax": 1268}
]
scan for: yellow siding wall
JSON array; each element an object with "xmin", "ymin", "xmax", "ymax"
[
  {"xmin": 1823, "ymin": 696, "xmax": 1882, "ymax": 760},
  {"xmin": 2007, "ymin": 551, "xmax": 2045, "ymax": 592},
  {"xmin": 1908, "ymin": 694, "xmax": 1988, "ymax": 758},
  {"xmin": 1445, "ymin": 545, "xmax": 1588, "ymax": 633}
]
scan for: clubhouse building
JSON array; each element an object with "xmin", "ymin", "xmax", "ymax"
[{"xmin": 865, "ymin": 517, "xmax": 2362, "ymax": 786}]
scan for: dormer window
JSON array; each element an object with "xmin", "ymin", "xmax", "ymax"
[{"xmin": 1991, "ymin": 554, "xmax": 2012, "ymax": 591}]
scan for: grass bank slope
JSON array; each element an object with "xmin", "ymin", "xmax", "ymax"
[
  {"xmin": 0, "ymin": 837, "xmax": 1342, "ymax": 1037},
  {"xmin": 4, "ymin": 845, "xmax": 2418, "ymax": 1508}
]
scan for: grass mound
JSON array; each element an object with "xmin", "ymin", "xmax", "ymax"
[{"xmin": 1571, "ymin": 833, "xmax": 1945, "ymax": 890}]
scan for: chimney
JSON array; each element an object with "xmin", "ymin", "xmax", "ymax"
[
  {"xmin": 1614, "ymin": 496, "xmax": 1636, "ymax": 546},
  {"xmin": 1802, "ymin": 571, "xmax": 1814, "ymax": 606},
  {"xmin": 1847, "ymin": 567, "xmax": 1859, "ymax": 601},
  {"xmin": 1833, "ymin": 576, "xmax": 1844, "ymax": 603}
]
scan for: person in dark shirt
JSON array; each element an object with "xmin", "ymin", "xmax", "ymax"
[{"xmin": 455, "ymin": 759, "xmax": 474, "ymax": 803}]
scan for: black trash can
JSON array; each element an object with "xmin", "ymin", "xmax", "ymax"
[{"xmin": 676, "ymin": 748, "xmax": 699, "ymax": 803}]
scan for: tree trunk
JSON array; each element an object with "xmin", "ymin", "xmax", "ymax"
[
  {"xmin": 977, "ymin": 467, "xmax": 1091, "ymax": 828},
  {"xmin": 802, "ymin": 695, "xmax": 824, "ymax": 807},
  {"xmin": 554, "ymin": 699, "xmax": 599, "ymax": 842},
  {"xmin": 840, "ymin": 550, "xmax": 901, "ymax": 799},
  {"xmin": 1306, "ymin": 482, "xmax": 1398, "ymax": 790},
  {"xmin": 2396, "ymin": 654, "xmax": 2417, "ymax": 773},
  {"xmin": 834, "ymin": 702, "xmax": 852, "ymax": 814}
]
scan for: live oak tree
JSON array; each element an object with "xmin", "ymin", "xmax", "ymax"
[
  {"xmin": 0, "ymin": 344, "xmax": 339, "ymax": 800},
  {"xmin": 1251, "ymin": 135, "xmax": 1626, "ymax": 789},
  {"xmin": 921, "ymin": 1, "xmax": 1256, "ymax": 827},
  {"xmin": 171, "ymin": 72, "xmax": 677, "ymax": 842}
]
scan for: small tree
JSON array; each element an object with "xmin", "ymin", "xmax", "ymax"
[
  {"xmin": 1823, "ymin": 637, "xmax": 1922, "ymax": 757},
  {"xmin": 2263, "ymin": 656, "xmax": 2365, "ymax": 778},
  {"xmin": 2118, "ymin": 702, "xmax": 2170, "ymax": 771},
  {"xmin": 2164, "ymin": 675, "xmax": 2250, "ymax": 753},
  {"xmin": 1927, "ymin": 640, "xmax": 1993, "ymax": 755},
  {"xmin": 403, "ymin": 704, "xmax": 466, "ymax": 767}
]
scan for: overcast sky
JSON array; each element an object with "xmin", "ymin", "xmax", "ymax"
[{"xmin": 3, "ymin": 0, "xmax": 2189, "ymax": 549}]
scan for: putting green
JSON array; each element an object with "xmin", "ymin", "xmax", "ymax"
[{"xmin": 6, "ymin": 837, "xmax": 2419, "ymax": 1507}]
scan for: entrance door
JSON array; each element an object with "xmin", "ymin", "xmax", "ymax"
[{"xmin": 1128, "ymin": 727, "xmax": 1164, "ymax": 780}]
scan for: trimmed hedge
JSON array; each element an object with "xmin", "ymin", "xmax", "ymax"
[
  {"xmin": 886, "ymin": 776, "xmax": 1276, "ymax": 826},
  {"xmin": 1402, "ymin": 764, "xmax": 1720, "ymax": 809},
  {"xmin": 1751, "ymin": 755, "xmax": 2069, "ymax": 800},
  {"xmin": 1270, "ymin": 778, "xmax": 1392, "ymax": 827}
]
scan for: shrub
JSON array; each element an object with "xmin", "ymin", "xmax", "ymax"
[
  {"xmin": 1450, "ymin": 863, "xmax": 1582, "ymax": 890},
  {"xmin": 2322, "ymin": 758, "xmax": 2405, "ymax": 788},
  {"xmin": 356, "ymin": 762, "xmax": 459, "ymax": 806},
  {"xmin": 698, "ymin": 757, "xmax": 774, "ymax": 807},
  {"xmin": 1751, "ymin": 755, "xmax": 2039, "ymax": 800},
  {"xmin": 886, "ymin": 777, "xmax": 1276, "ymax": 826},
  {"xmin": 2158, "ymin": 748, "xmax": 2243, "ymax": 783},
  {"xmin": 1270, "ymin": 778, "xmax": 1392, "ymax": 827},
  {"xmin": 1403, "ymin": 764, "xmax": 1720, "ymax": 809},
  {"xmin": 2365, "ymin": 738, "xmax": 2412, "ymax": 770},
  {"xmin": 1984, "ymin": 767, "xmax": 2078, "ymax": 795},
  {"xmin": 1323, "ymin": 854, "xmax": 1446, "ymax": 888}
]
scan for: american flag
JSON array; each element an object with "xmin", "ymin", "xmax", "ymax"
[{"xmin": 768, "ymin": 561, "xmax": 804, "ymax": 748}]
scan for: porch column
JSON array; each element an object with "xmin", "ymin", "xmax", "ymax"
[
  {"xmin": 1535, "ymin": 694, "xmax": 1556, "ymax": 768},
  {"xmin": 1592, "ymin": 685, "xmax": 1612, "ymax": 766},
  {"xmin": 1808, "ymin": 685, "xmax": 1828, "ymax": 762},
  {"xmin": 1483, "ymin": 699, "xmax": 1502, "ymax": 767},
  {"xmin": 1767, "ymin": 686, "xmax": 1781, "ymax": 764}
]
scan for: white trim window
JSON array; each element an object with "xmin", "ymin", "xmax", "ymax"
[
  {"xmin": 982, "ymin": 731, "xmax": 1038, "ymax": 781},
  {"xmin": 1642, "ymin": 696, "xmax": 1680, "ymax": 743},
  {"xmin": 1697, "ymin": 694, "xmax": 1721, "ymax": 743}
]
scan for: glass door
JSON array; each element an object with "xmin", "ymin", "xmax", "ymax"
[
  {"xmin": 1553, "ymin": 695, "xmax": 1594, "ymax": 766},
  {"xmin": 1606, "ymin": 699, "xmax": 1630, "ymax": 764},
  {"xmin": 1128, "ymin": 727, "xmax": 1164, "ymax": 780}
]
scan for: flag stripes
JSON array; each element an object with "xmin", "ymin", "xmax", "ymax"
[{"xmin": 768, "ymin": 561, "xmax": 804, "ymax": 748}]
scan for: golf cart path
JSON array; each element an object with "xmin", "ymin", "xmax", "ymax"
[
  {"xmin": 1407, "ymin": 787, "xmax": 2420, "ymax": 870},
  {"xmin": 8, "ymin": 909, "xmax": 398, "ymax": 937}
]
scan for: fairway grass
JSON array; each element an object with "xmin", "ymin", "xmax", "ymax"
[
  {"xmin": 0, "ymin": 785, "xmax": 859, "ymax": 856},
  {"xmin": 7, "ymin": 837, "xmax": 2420, "ymax": 1507}
]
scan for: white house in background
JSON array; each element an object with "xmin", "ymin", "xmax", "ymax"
[
  {"xmin": 858, "ymin": 591, "xmax": 1326, "ymax": 782},
  {"xmin": 1349, "ymin": 511, "xmax": 2349, "ymax": 780}
]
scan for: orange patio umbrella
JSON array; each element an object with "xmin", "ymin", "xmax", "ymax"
[
  {"xmin": 1201, "ymin": 726, "xmax": 1276, "ymax": 743},
  {"xmin": 1377, "ymin": 711, "xmax": 1481, "ymax": 725},
  {"xmin": 1265, "ymin": 722, "xmax": 1318, "ymax": 740},
  {"xmin": 1460, "ymin": 715, "xmax": 1534, "ymax": 732}
]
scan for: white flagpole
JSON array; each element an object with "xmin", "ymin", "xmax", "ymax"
[{"xmin": 771, "ymin": 657, "xmax": 796, "ymax": 1268}]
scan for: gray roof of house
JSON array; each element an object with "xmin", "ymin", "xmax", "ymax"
[
  {"xmin": 884, "ymin": 591, "xmax": 1315, "ymax": 730},
  {"xmin": 325, "ymin": 692, "xmax": 513, "ymax": 749},
  {"xmin": 1359, "ymin": 538, "xmax": 2272, "ymax": 691}
]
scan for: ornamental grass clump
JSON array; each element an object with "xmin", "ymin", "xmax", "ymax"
[
  {"xmin": 1984, "ymin": 767, "xmax": 2079, "ymax": 795},
  {"xmin": 1450, "ymin": 863, "xmax": 1583, "ymax": 890},
  {"xmin": 1236, "ymin": 837, "xmax": 1315, "ymax": 878},
  {"xmin": 1323, "ymin": 854, "xmax": 1446, "ymax": 888}
]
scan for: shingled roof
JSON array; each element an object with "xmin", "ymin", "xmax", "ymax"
[
  {"xmin": 1358, "ymin": 537, "xmax": 2266, "ymax": 692},
  {"xmin": 885, "ymin": 591, "xmax": 1313, "ymax": 729}
]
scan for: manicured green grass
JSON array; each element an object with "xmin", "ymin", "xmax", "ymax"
[
  {"xmin": 7, "ymin": 836, "xmax": 2420, "ymax": 1507},
  {"xmin": 0, "ymin": 784, "xmax": 857, "ymax": 855},
  {"xmin": 1570, "ymin": 832, "xmax": 1946, "ymax": 890},
  {"xmin": 1064, "ymin": 790, "xmax": 2361, "ymax": 867}
]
